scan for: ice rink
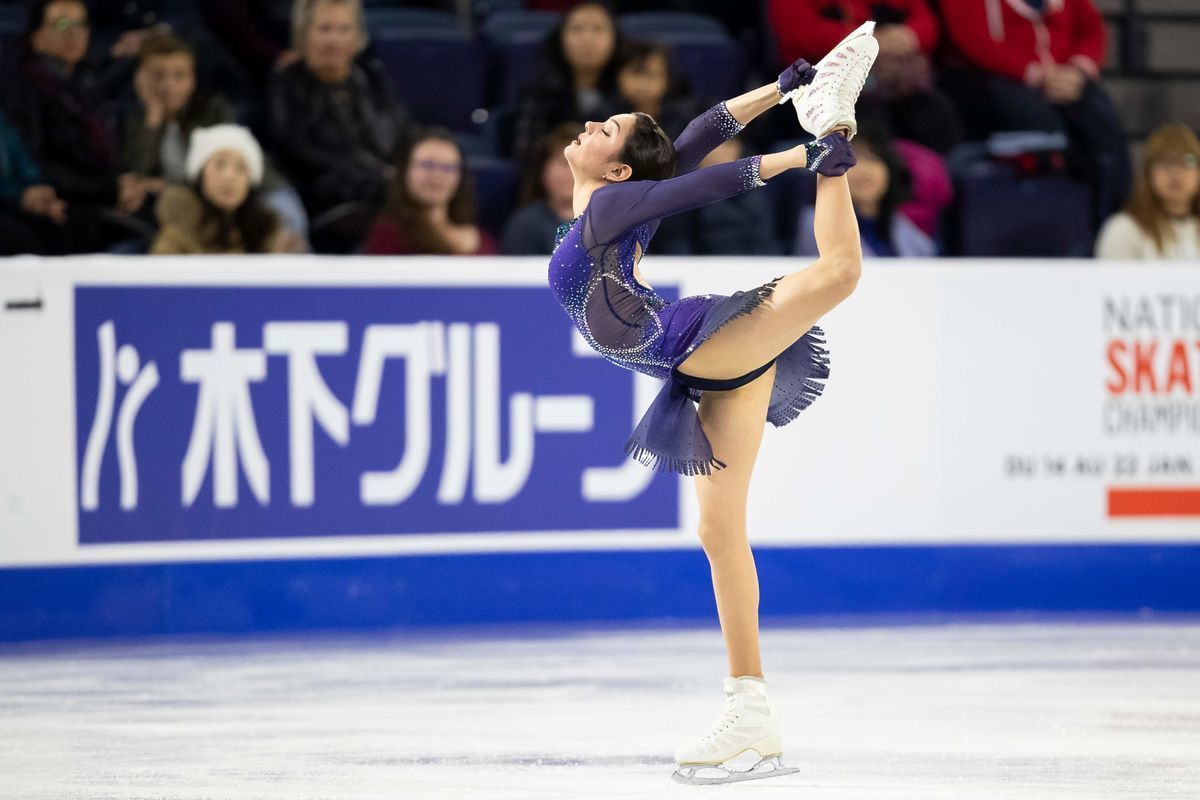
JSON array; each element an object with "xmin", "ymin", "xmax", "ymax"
[{"xmin": 2, "ymin": 618, "xmax": 1198, "ymax": 799}]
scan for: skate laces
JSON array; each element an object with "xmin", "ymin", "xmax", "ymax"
[{"xmin": 697, "ymin": 692, "xmax": 742, "ymax": 743}]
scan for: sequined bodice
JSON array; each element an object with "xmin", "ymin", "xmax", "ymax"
[
  {"xmin": 544, "ymin": 101, "xmax": 764, "ymax": 380},
  {"xmin": 548, "ymin": 212, "xmax": 674, "ymax": 377}
]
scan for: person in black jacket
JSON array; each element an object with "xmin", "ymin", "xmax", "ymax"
[
  {"xmin": 510, "ymin": 2, "xmax": 624, "ymax": 164},
  {"xmin": 267, "ymin": 0, "xmax": 409, "ymax": 253},
  {"xmin": 4, "ymin": 0, "xmax": 154, "ymax": 251}
]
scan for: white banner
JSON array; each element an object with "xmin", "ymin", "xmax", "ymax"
[{"xmin": 1, "ymin": 257, "xmax": 1197, "ymax": 568}]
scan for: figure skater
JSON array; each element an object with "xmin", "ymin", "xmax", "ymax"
[{"xmin": 547, "ymin": 23, "xmax": 879, "ymax": 785}]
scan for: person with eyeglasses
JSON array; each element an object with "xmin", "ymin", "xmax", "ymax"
[
  {"xmin": 1096, "ymin": 124, "xmax": 1200, "ymax": 261},
  {"xmin": 4, "ymin": 0, "xmax": 156, "ymax": 252},
  {"xmin": 362, "ymin": 129, "xmax": 497, "ymax": 256}
]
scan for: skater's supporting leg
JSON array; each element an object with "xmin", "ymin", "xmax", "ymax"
[
  {"xmin": 677, "ymin": 173, "xmax": 862, "ymax": 380},
  {"xmin": 693, "ymin": 363, "xmax": 776, "ymax": 678}
]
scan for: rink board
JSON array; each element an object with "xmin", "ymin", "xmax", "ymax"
[{"xmin": 1, "ymin": 257, "xmax": 1198, "ymax": 640}]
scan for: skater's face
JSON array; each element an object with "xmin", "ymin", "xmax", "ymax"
[
  {"xmin": 565, "ymin": 113, "xmax": 637, "ymax": 183},
  {"xmin": 1149, "ymin": 152, "xmax": 1199, "ymax": 212},
  {"xmin": 200, "ymin": 149, "xmax": 252, "ymax": 212},
  {"xmin": 32, "ymin": 1, "xmax": 90, "ymax": 70},
  {"xmin": 561, "ymin": 4, "xmax": 616, "ymax": 76},
  {"xmin": 406, "ymin": 138, "xmax": 463, "ymax": 208}
]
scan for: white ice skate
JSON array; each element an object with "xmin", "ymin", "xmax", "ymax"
[
  {"xmin": 791, "ymin": 20, "xmax": 879, "ymax": 139},
  {"xmin": 671, "ymin": 676, "xmax": 799, "ymax": 786}
]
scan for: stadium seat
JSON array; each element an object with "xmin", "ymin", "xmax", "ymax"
[
  {"xmin": 658, "ymin": 33, "xmax": 746, "ymax": 103},
  {"xmin": 468, "ymin": 157, "xmax": 519, "ymax": 237},
  {"xmin": 617, "ymin": 12, "xmax": 726, "ymax": 37},
  {"xmin": 372, "ymin": 29, "xmax": 485, "ymax": 133},
  {"xmin": 956, "ymin": 161, "xmax": 1094, "ymax": 257},
  {"xmin": 480, "ymin": 10, "xmax": 559, "ymax": 107},
  {"xmin": 364, "ymin": 7, "xmax": 459, "ymax": 35}
]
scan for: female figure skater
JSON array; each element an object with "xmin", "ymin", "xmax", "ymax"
[{"xmin": 547, "ymin": 23, "xmax": 879, "ymax": 785}]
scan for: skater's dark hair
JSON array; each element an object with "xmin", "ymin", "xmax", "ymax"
[{"xmin": 619, "ymin": 112, "xmax": 677, "ymax": 182}]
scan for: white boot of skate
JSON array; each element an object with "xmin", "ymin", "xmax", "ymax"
[
  {"xmin": 792, "ymin": 20, "xmax": 879, "ymax": 139},
  {"xmin": 671, "ymin": 676, "xmax": 799, "ymax": 785}
]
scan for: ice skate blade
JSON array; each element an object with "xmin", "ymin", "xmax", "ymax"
[{"xmin": 671, "ymin": 755, "xmax": 799, "ymax": 786}]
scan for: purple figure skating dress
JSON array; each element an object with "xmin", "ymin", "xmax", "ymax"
[{"xmin": 548, "ymin": 102, "xmax": 830, "ymax": 476}]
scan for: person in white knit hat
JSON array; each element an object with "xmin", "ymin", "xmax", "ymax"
[{"xmin": 151, "ymin": 124, "xmax": 301, "ymax": 254}]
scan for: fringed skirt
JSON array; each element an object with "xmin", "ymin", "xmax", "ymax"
[{"xmin": 623, "ymin": 276, "xmax": 830, "ymax": 476}]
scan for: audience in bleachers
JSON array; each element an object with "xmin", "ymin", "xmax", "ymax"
[
  {"xmin": 0, "ymin": 109, "xmax": 68, "ymax": 255},
  {"xmin": 501, "ymin": 123, "xmax": 579, "ymax": 255},
  {"xmin": 268, "ymin": 0, "xmax": 409, "ymax": 253},
  {"xmin": 938, "ymin": 0, "xmax": 1131, "ymax": 224},
  {"xmin": 151, "ymin": 124, "xmax": 298, "ymax": 254},
  {"xmin": 511, "ymin": 1, "xmax": 623, "ymax": 164},
  {"xmin": 1096, "ymin": 124, "xmax": 1200, "ymax": 260},
  {"xmin": 797, "ymin": 127, "xmax": 936, "ymax": 258},
  {"xmin": 127, "ymin": 32, "xmax": 310, "ymax": 249},
  {"xmin": 767, "ymin": 0, "xmax": 963, "ymax": 155},
  {"xmin": 5, "ymin": 0, "xmax": 156, "ymax": 251},
  {"xmin": 363, "ymin": 128, "xmax": 497, "ymax": 255},
  {"xmin": 0, "ymin": 0, "xmax": 1185, "ymax": 260}
]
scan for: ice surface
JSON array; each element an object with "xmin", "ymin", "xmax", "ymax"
[{"xmin": 1, "ymin": 620, "xmax": 1198, "ymax": 799}]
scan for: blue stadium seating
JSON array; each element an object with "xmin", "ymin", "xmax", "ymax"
[
  {"xmin": 956, "ymin": 161, "xmax": 1094, "ymax": 257},
  {"xmin": 480, "ymin": 10, "xmax": 559, "ymax": 107},
  {"xmin": 657, "ymin": 33, "xmax": 746, "ymax": 104},
  {"xmin": 364, "ymin": 7, "xmax": 459, "ymax": 35},
  {"xmin": 372, "ymin": 29, "xmax": 485, "ymax": 133},
  {"xmin": 468, "ymin": 157, "xmax": 519, "ymax": 237},
  {"xmin": 617, "ymin": 12, "xmax": 726, "ymax": 37}
]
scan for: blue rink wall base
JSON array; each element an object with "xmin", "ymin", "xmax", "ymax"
[{"xmin": 2, "ymin": 544, "xmax": 1199, "ymax": 642}]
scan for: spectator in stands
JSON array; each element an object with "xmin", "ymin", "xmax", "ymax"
[
  {"xmin": 151, "ymin": 125, "xmax": 298, "ymax": 254},
  {"xmin": 269, "ymin": 0, "xmax": 409, "ymax": 253},
  {"xmin": 938, "ymin": 0, "xmax": 1131, "ymax": 222},
  {"xmin": 363, "ymin": 129, "xmax": 497, "ymax": 256},
  {"xmin": 5, "ymin": 0, "xmax": 156, "ymax": 251},
  {"xmin": 124, "ymin": 33, "xmax": 233, "ymax": 199},
  {"xmin": 797, "ymin": 128, "xmax": 936, "ymax": 257},
  {"xmin": 1096, "ymin": 124, "xmax": 1199, "ymax": 260},
  {"xmin": 0, "ymin": 109, "xmax": 68, "ymax": 255},
  {"xmin": 126, "ymin": 33, "xmax": 310, "ymax": 248},
  {"xmin": 767, "ymin": 0, "xmax": 963, "ymax": 154},
  {"xmin": 511, "ymin": 2, "xmax": 623, "ymax": 163},
  {"xmin": 502, "ymin": 123, "xmax": 579, "ymax": 255},
  {"xmin": 615, "ymin": 40, "xmax": 702, "ymax": 139}
]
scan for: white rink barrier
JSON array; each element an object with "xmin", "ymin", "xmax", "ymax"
[{"xmin": 0, "ymin": 257, "xmax": 1198, "ymax": 640}]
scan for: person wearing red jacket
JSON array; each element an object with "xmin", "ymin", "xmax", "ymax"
[
  {"xmin": 938, "ymin": 0, "xmax": 1130, "ymax": 223},
  {"xmin": 768, "ymin": 0, "xmax": 964, "ymax": 154}
]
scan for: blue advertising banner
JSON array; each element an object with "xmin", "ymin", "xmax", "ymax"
[{"xmin": 74, "ymin": 286, "xmax": 678, "ymax": 544}]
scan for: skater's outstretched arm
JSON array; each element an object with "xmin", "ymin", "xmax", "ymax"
[
  {"xmin": 672, "ymin": 59, "xmax": 816, "ymax": 175},
  {"xmin": 587, "ymin": 133, "xmax": 855, "ymax": 245}
]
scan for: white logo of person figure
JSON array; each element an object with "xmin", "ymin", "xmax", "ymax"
[{"xmin": 79, "ymin": 321, "xmax": 161, "ymax": 511}]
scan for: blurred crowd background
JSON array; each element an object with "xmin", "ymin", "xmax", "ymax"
[{"xmin": 0, "ymin": 0, "xmax": 1196, "ymax": 261}]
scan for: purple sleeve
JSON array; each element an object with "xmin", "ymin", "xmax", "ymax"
[
  {"xmin": 586, "ymin": 155, "xmax": 766, "ymax": 246},
  {"xmin": 673, "ymin": 102, "xmax": 746, "ymax": 176}
]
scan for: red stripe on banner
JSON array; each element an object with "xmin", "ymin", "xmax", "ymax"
[{"xmin": 1108, "ymin": 488, "xmax": 1200, "ymax": 517}]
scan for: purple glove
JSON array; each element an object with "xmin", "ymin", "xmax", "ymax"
[
  {"xmin": 804, "ymin": 132, "xmax": 856, "ymax": 177},
  {"xmin": 777, "ymin": 58, "xmax": 817, "ymax": 97}
]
